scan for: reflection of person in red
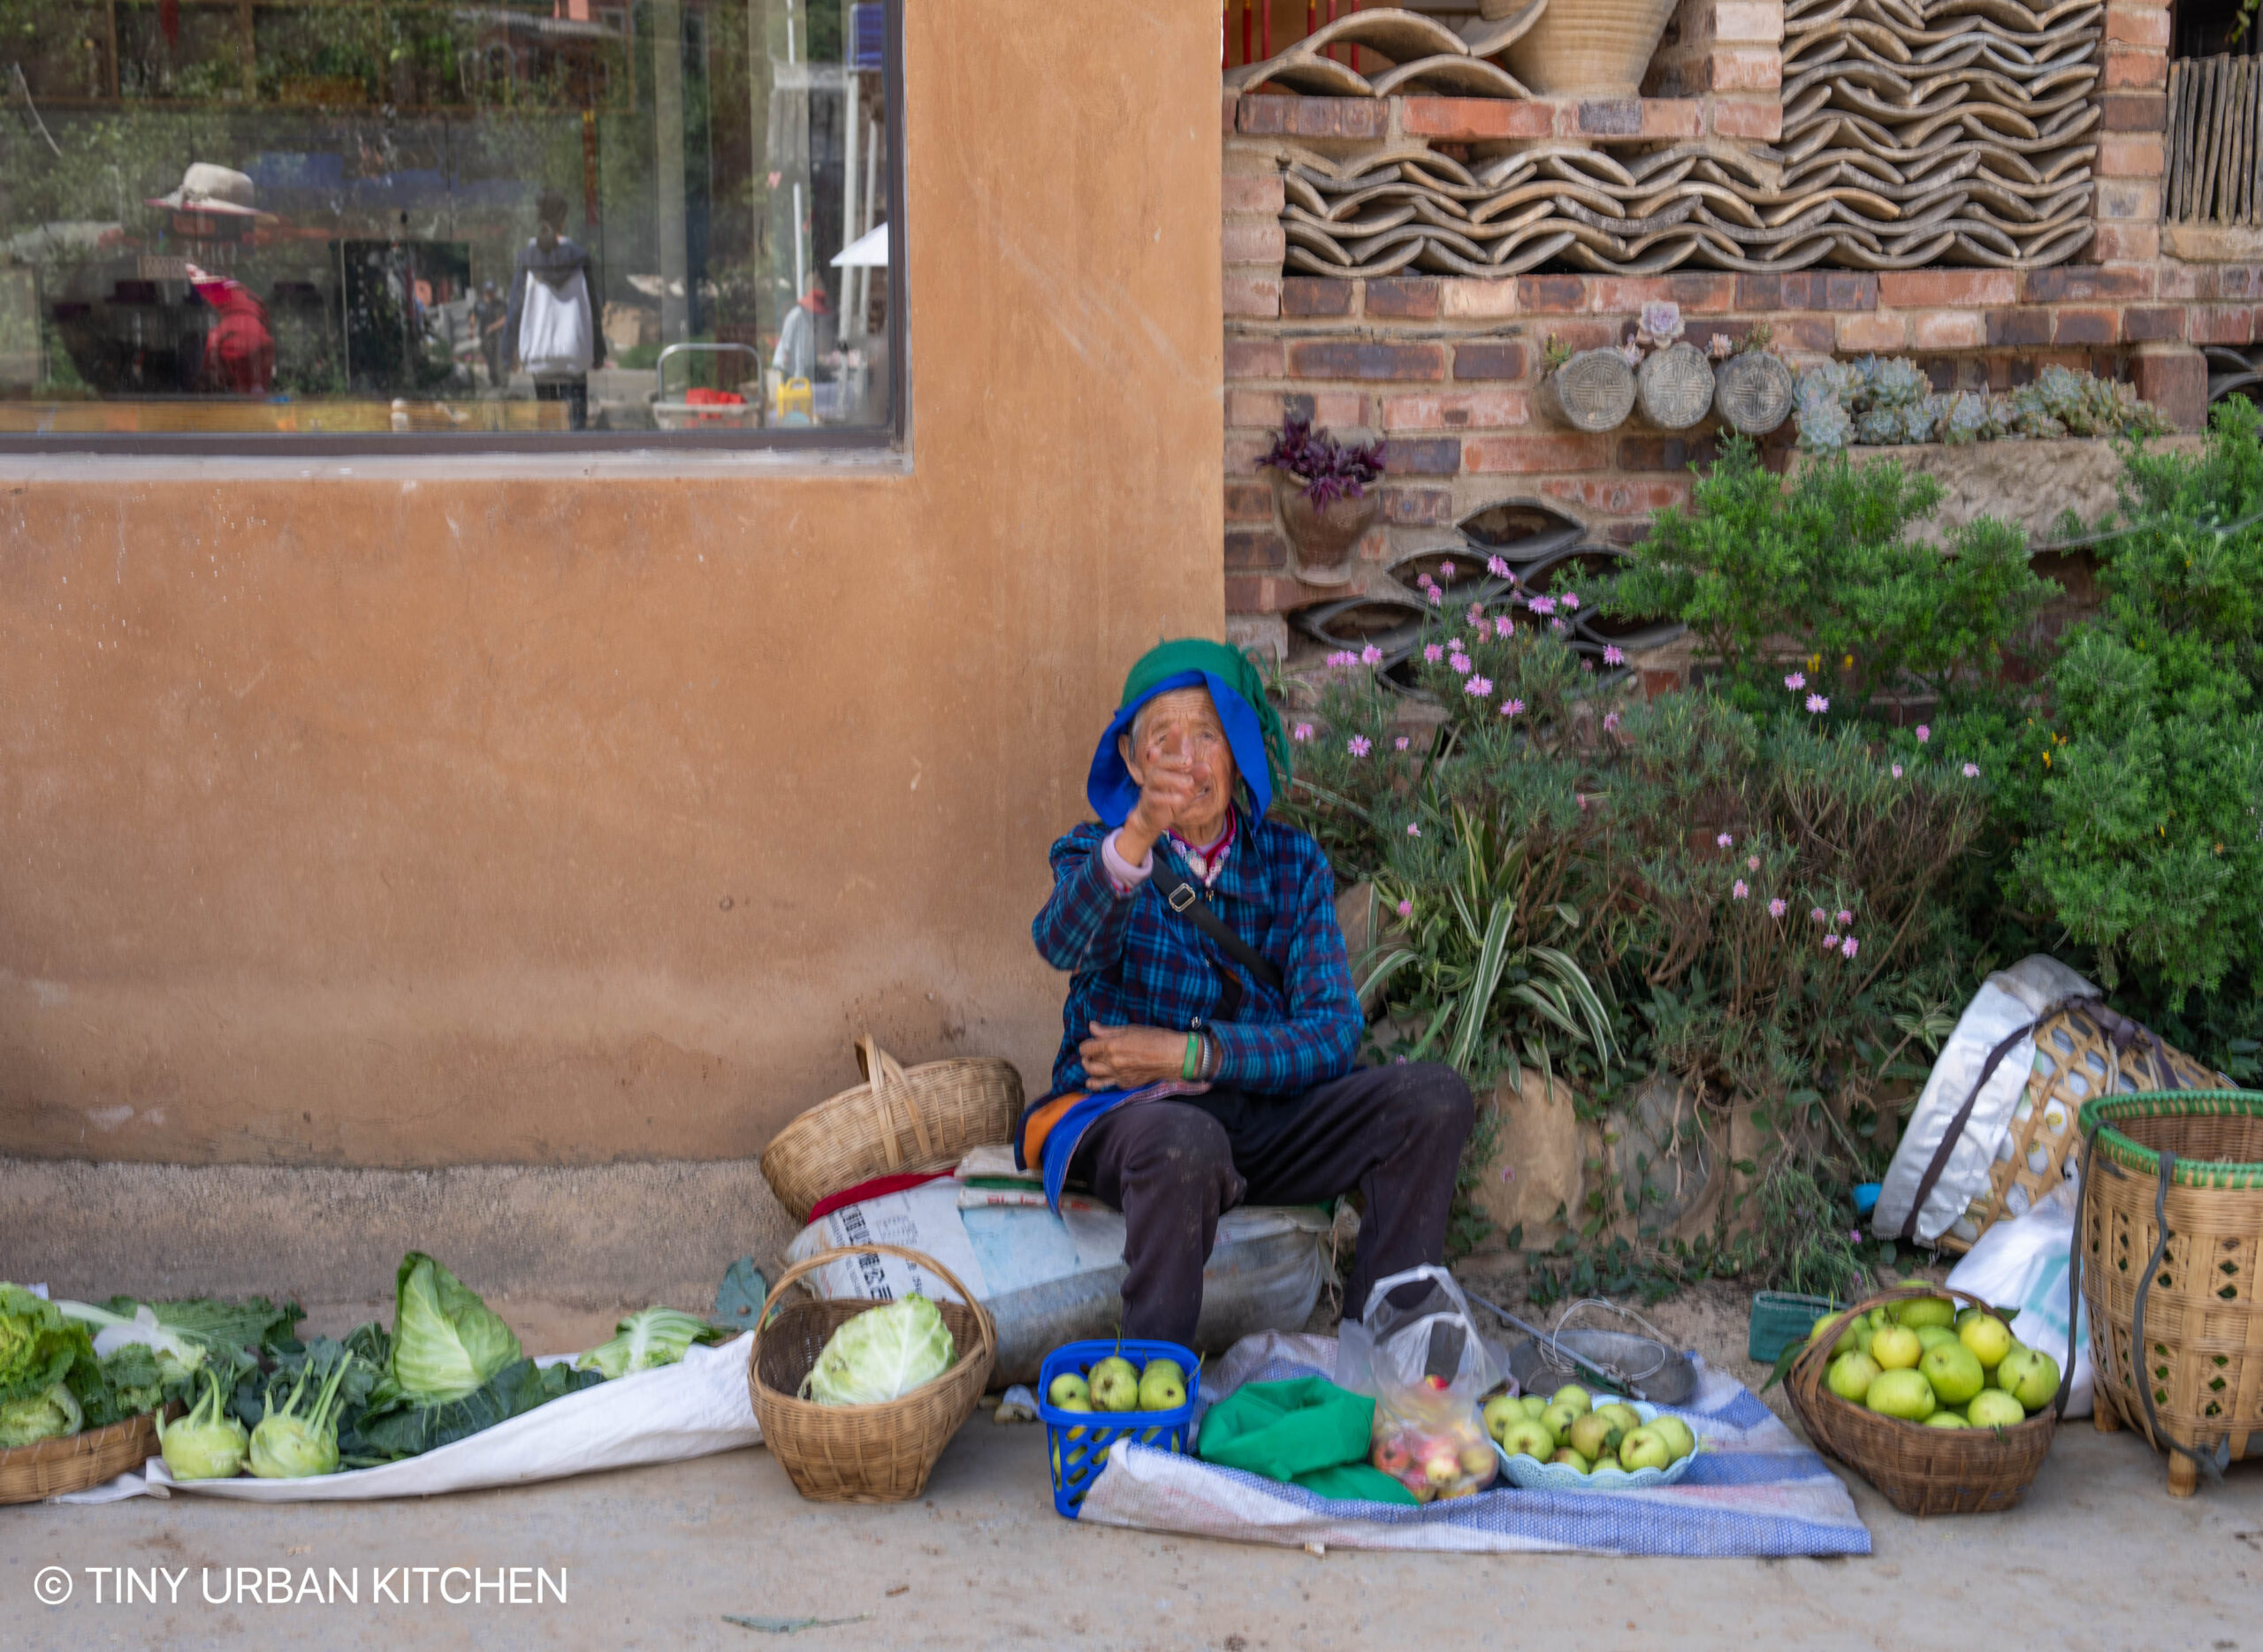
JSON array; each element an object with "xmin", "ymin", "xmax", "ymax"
[{"xmin": 187, "ymin": 265, "xmax": 274, "ymax": 395}]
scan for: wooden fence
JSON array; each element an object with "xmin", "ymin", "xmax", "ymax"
[{"xmin": 2170, "ymin": 52, "xmax": 2263, "ymax": 225}]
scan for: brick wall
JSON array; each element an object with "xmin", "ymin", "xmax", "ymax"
[{"xmin": 1220, "ymin": 0, "xmax": 2251, "ymax": 666}]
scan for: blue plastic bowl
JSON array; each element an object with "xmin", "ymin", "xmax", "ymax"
[{"xmin": 1034, "ymin": 1339, "xmax": 1200, "ymax": 1519}]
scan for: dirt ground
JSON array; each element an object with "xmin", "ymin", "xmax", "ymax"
[{"xmin": 9, "ymin": 1262, "xmax": 2259, "ymax": 1652}]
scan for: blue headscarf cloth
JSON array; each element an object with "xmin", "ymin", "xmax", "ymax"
[
  {"xmin": 1022, "ymin": 640, "xmax": 1295, "ymax": 1212},
  {"xmin": 1084, "ymin": 636, "xmax": 1292, "ymax": 827}
]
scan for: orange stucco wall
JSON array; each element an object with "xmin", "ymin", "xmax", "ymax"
[{"xmin": 0, "ymin": 3, "xmax": 1224, "ymax": 1166}]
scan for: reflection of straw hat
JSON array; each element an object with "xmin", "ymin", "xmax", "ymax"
[{"xmin": 145, "ymin": 163, "xmax": 271, "ymax": 220}]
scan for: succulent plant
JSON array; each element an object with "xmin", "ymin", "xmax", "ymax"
[
  {"xmin": 1855, "ymin": 407, "xmax": 1905, "ymax": 445},
  {"xmin": 1870, "ymin": 357, "xmax": 1928, "ymax": 411},
  {"xmin": 1797, "ymin": 395, "xmax": 1853, "ymax": 453},
  {"xmin": 1942, "ymin": 391, "xmax": 1989, "ymax": 445}
]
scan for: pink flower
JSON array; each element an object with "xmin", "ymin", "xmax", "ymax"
[
  {"xmin": 1604, "ymin": 711, "xmax": 1620, "ymax": 732},
  {"xmin": 1891, "ymin": 763, "xmax": 1904, "ymax": 779},
  {"xmin": 1495, "ymin": 617, "xmax": 1515, "ymax": 639},
  {"xmin": 1428, "ymin": 589, "xmax": 1444, "ymax": 606},
  {"xmin": 1396, "ymin": 899, "xmax": 1413, "ymax": 918},
  {"xmin": 1449, "ymin": 653, "xmax": 1473, "ymax": 676},
  {"xmin": 1347, "ymin": 735, "xmax": 1372, "ymax": 757},
  {"xmin": 1785, "ymin": 672, "xmax": 1806, "ymax": 691},
  {"xmin": 1619, "ymin": 340, "xmax": 1644, "ymax": 367},
  {"xmin": 1551, "ymin": 618, "xmax": 1567, "ymax": 633},
  {"xmin": 1836, "ymin": 910, "xmax": 1853, "ymax": 925},
  {"xmin": 1467, "ymin": 603, "xmax": 1487, "ymax": 626},
  {"xmin": 1579, "ymin": 654, "xmax": 1593, "ymax": 668},
  {"xmin": 1528, "ymin": 596, "xmax": 1557, "ymax": 616},
  {"xmin": 1962, "ymin": 762, "xmax": 1980, "ymax": 778},
  {"xmin": 1487, "ymin": 555, "xmax": 1511, "ymax": 579},
  {"xmin": 1394, "ymin": 735, "xmax": 1410, "ymax": 750},
  {"xmin": 1576, "ymin": 793, "xmax": 1589, "ymax": 811},
  {"xmin": 1805, "ymin": 693, "xmax": 1830, "ymax": 714},
  {"xmin": 1423, "ymin": 643, "xmax": 1444, "ymax": 664},
  {"xmin": 1464, "ymin": 675, "xmax": 1494, "ymax": 697},
  {"xmin": 1733, "ymin": 879, "xmax": 1750, "ymax": 899},
  {"xmin": 1717, "ymin": 833, "xmax": 1733, "ymax": 849},
  {"xmin": 1810, "ymin": 908, "xmax": 1826, "ymax": 924},
  {"xmin": 1327, "ymin": 651, "xmax": 1356, "ymax": 668},
  {"xmin": 1841, "ymin": 936, "xmax": 1860, "ymax": 959},
  {"xmin": 1603, "ymin": 644, "xmax": 1626, "ymax": 666},
  {"xmin": 1439, "ymin": 560, "xmax": 1455, "ymax": 579},
  {"xmin": 1418, "ymin": 572, "xmax": 1437, "ymax": 590},
  {"xmin": 1747, "ymin": 855, "xmax": 1760, "ymax": 871},
  {"xmin": 1360, "ymin": 643, "xmax": 1384, "ymax": 666},
  {"xmin": 1501, "ymin": 697, "xmax": 1526, "ymax": 717},
  {"xmin": 1406, "ymin": 822, "xmax": 1421, "ymax": 837},
  {"xmin": 1823, "ymin": 933, "xmax": 1840, "ymax": 949},
  {"xmin": 1561, "ymin": 592, "xmax": 1581, "ymax": 612},
  {"xmin": 1292, "ymin": 722, "xmax": 1314, "ymax": 742},
  {"xmin": 1768, "ymin": 898, "xmax": 1787, "ymax": 918},
  {"xmin": 1916, "ymin": 725, "xmax": 1932, "ymax": 743}
]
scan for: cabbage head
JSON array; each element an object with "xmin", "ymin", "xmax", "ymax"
[
  {"xmin": 800, "ymin": 1296, "xmax": 953, "ymax": 1406},
  {"xmin": 158, "ymin": 1367, "xmax": 248, "ymax": 1481},
  {"xmin": 0, "ymin": 1382, "xmax": 82, "ymax": 1448},
  {"xmin": 575, "ymin": 1307, "xmax": 727, "ymax": 1380},
  {"xmin": 0, "ymin": 1283, "xmax": 93, "ymax": 1398},
  {"xmin": 388, "ymin": 1253, "xmax": 522, "ymax": 1404}
]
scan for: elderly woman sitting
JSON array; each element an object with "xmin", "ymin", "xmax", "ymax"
[{"xmin": 1023, "ymin": 638, "xmax": 1474, "ymax": 1350}]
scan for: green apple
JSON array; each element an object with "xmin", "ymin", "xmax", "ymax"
[
  {"xmin": 1618, "ymin": 1426, "xmax": 1673, "ymax": 1471},
  {"xmin": 1483, "ymin": 1395, "xmax": 1524, "ymax": 1441},
  {"xmin": 1047, "ymin": 1372, "xmax": 1090, "ymax": 1408},
  {"xmin": 1566, "ymin": 1411, "xmax": 1620, "ymax": 1463},
  {"xmin": 1864, "ymin": 1368, "xmax": 1937, "ymax": 1421},
  {"xmin": 2000, "ymin": 1348, "xmax": 2060, "ymax": 1411},
  {"xmin": 1551, "ymin": 1384, "xmax": 1593, "ymax": 1416},
  {"xmin": 1995, "ymin": 1346, "xmax": 2040, "ymax": 1395},
  {"xmin": 1893, "ymin": 1294, "xmax": 1956, "ymax": 1330},
  {"xmin": 1852, "ymin": 1321, "xmax": 1878, "ymax": 1357},
  {"xmin": 1924, "ymin": 1411, "xmax": 1970, "ymax": 1428},
  {"xmin": 1539, "ymin": 1401, "xmax": 1583, "ymax": 1439},
  {"xmin": 1088, "ymin": 1355, "xmax": 1141, "ymax": 1412},
  {"xmin": 1870, "ymin": 1325, "xmax": 1923, "ymax": 1371},
  {"xmin": 1919, "ymin": 1341, "xmax": 1986, "ymax": 1407},
  {"xmin": 1915, "ymin": 1326, "xmax": 1959, "ymax": 1352},
  {"xmin": 1958, "ymin": 1313, "xmax": 2015, "ymax": 1371},
  {"xmin": 1825, "ymin": 1351, "xmax": 1881, "ymax": 1404},
  {"xmin": 1137, "ymin": 1359, "xmax": 1187, "ymax": 1412},
  {"xmin": 1055, "ymin": 1394, "xmax": 1093, "ymax": 1441},
  {"xmin": 1549, "ymin": 1446, "xmax": 1590, "ymax": 1473},
  {"xmin": 1497, "ymin": 1417, "xmax": 1558, "ymax": 1460},
  {"xmin": 1967, "ymin": 1389, "xmax": 2026, "ymax": 1429},
  {"xmin": 1809, "ymin": 1313, "xmax": 1859, "ymax": 1359},
  {"xmin": 1522, "ymin": 1396, "xmax": 1551, "ymax": 1420},
  {"xmin": 1648, "ymin": 1416, "xmax": 1697, "ymax": 1462},
  {"xmin": 1595, "ymin": 1402, "xmax": 1642, "ymax": 1437}
]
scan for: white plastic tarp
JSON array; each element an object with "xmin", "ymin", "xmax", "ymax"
[
  {"xmin": 1873, "ymin": 955, "xmax": 2095, "ymax": 1245},
  {"xmin": 1945, "ymin": 1176, "xmax": 2093, "ymax": 1416},
  {"xmin": 56, "ymin": 1336, "xmax": 760, "ymax": 1503}
]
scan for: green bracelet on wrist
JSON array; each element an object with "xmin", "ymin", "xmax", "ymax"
[{"xmin": 1182, "ymin": 1032, "xmax": 1201, "ymax": 1082}]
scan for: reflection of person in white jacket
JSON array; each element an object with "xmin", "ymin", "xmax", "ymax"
[
  {"xmin": 772, "ymin": 278, "xmax": 832, "ymax": 383},
  {"xmin": 506, "ymin": 190, "xmax": 606, "ymax": 430}
]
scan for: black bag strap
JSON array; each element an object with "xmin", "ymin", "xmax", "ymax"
[{"xmin": 1149, "ymin": 859, "xmax": 1285, "ymax": 1019}]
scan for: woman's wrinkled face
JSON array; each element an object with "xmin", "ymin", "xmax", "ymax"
[{"xmin": 1120, "ymin": 688, "xmax": 1235, "ymax": 838}]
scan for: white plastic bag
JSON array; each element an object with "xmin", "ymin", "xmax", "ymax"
[
  {"xmin": 518, "ymin": 268, "xmax": 592, "ymax": 378},
  {"xmin": 1333, "ymin": 1266, "xmax": 1507, "ymax": 1502},
  {"xmin": 1944, "ymin": 1177, "xmax": 2092, "ymax": 1417},
  {"xmin": 1874, "ymin": 955, "xmax": 2094, "ymax": 1245}
]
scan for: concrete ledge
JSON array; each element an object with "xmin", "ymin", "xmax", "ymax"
[{"xmin": 1, "ymin": 1156, "xmax": 802, "ymax": 1310}]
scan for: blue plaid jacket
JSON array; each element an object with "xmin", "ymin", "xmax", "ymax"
[{"xmin": 1031, "ymin": 811, "xmax": 1363, "ymax": 1099}]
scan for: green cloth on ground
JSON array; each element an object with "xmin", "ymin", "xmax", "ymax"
[
  {"xmin": 1195, "ymin": 1376, "xmax": 1420, "ymax": 1507},
  {"xmin": 1117, "ymin": 638, "xmax": 1292, "ymax": 809}
]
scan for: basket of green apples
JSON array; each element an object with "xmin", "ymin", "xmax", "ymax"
[
  {"xmin": 1483, "ymin": 1383, "xmax": 1702, "ymax": 1489},
  {"xmin": 1036, "ymin": 1337, "xmax": 1198, "ymax": 1519},
  {"xmin": 1787, "ymin": 1283, "xmax": 2058, "ymax": 1516}
]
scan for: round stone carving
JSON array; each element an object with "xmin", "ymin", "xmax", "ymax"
[
  {"xmin": 1636, "ymin": 342, "xmax": 1716, "ymax": 431},
  {"xmin": 1543, "ymin": 348, "xmax": 1638, "ymax": 432},
  {"xmin": 1713, "ymin": 350, "xmax": 1796, "ymax": 435}
]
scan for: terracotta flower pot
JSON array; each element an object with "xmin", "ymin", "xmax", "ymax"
[
  {"xmin": 1270, "ymin": 468, "xmax": 1378, "ymax": 585},
  {"xmin": 1501, "ymin": 0, "xmax": 1679, "ymax": 95}
]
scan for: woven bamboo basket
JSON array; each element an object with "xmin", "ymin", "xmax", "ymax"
[
  {"xmin": 1940, "ymin": 1008, "xmax": 2220, "ymax": 1254},
  {"xmin": 1635, "ymin": 342, "xmax": 1715, "ymax": 430},
  {"xmin": 1712, "ymin": 350, "xmax": 1794, "ymax": 434},
  {"xmin": 1788, "ymin": 1285, "xmax": 2057, "ymax": 1516},
  {"xmin": 1539, "ymin": 348, "xmax": 1637, "ymax": 432},
  {"xmin": 760, "ymin": 1036, "xmax": 1023, "ymax": 1222},
  {"xmin": 2073, "ymin": 1090, "xmax": 2263, "ymax": 1497},
  {"xmin": 748, "ymin": 1242, "xmax": 995, "ymax": 1504},
  {"xmin": 1502, "ymin": 0, "xmax": 1679, "ymax": 94},
  {"xmin": 0, "ymin": 1411, "xmax": 164, "ymax": 1505}
]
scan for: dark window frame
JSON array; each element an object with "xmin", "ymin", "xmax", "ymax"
[{"xmin": 0, "ymin": 0, "xmax": 909, "ymax": 459}]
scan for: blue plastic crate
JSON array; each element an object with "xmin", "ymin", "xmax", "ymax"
[{"xmin": 1035, "ymin": 1339, "xmax": 1200, "ymax": 1519}]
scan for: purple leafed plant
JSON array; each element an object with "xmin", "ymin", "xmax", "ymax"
[{"xmin": 1258, "ymin": 415, "xmax": 1386, "ymax": 507}]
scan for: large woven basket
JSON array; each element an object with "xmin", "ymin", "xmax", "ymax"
[
  {"xmin": 748, "ymin": 1242, "xmax": 995, "ymax": 1504},
  {"xmin": 2073, "ymin": 1090, "xmax": 2263, "ymax": 1497},
  {"xmin": 761, "ymin": 1036, "xmax": 1023, "ymax": 1222},
  {"xmin": 1788, "ymin": 1284, "xmax": 2057, "ymax": 1516},
  {"xmin": 1502, "ymin": 0, "xmax": 1679, "ymax": 95},
  {"xmin": 1941, "ymin": 1007, "xmax": 2219, "ymax": 1254},
  {"xmin": 0, "ymin": 1411, "xmax": 164, "ymax": 1505}
]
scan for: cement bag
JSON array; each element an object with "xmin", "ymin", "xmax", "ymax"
[
  {"xmin": 786, "ymin": 1180, "xmax": 1333, "ymax": 1384},
  {"xmin": 1945, "ymin": 1177, "xmax": 2092, "ymax": 1417},
  {"xmin": 65, "ymin": 1336, "xmax": 761, "ymax": 1503},
  {"xmin": 1873, "ymin": 955, "xmax": 2094, "ymax": 1245}
]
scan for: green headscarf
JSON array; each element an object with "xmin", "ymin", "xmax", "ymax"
[{"xmin": 1086, "ymin": 638, "xmax": 1292, "ymax": 825}]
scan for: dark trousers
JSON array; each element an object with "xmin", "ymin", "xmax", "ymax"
[
  {"xmin": 535, "ymin": 376, "xmax": 589, "ymax": 430},
  {"xmin": 1067, "ymin": 1062, "xmax": 1474, "ymax": 1350}
]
